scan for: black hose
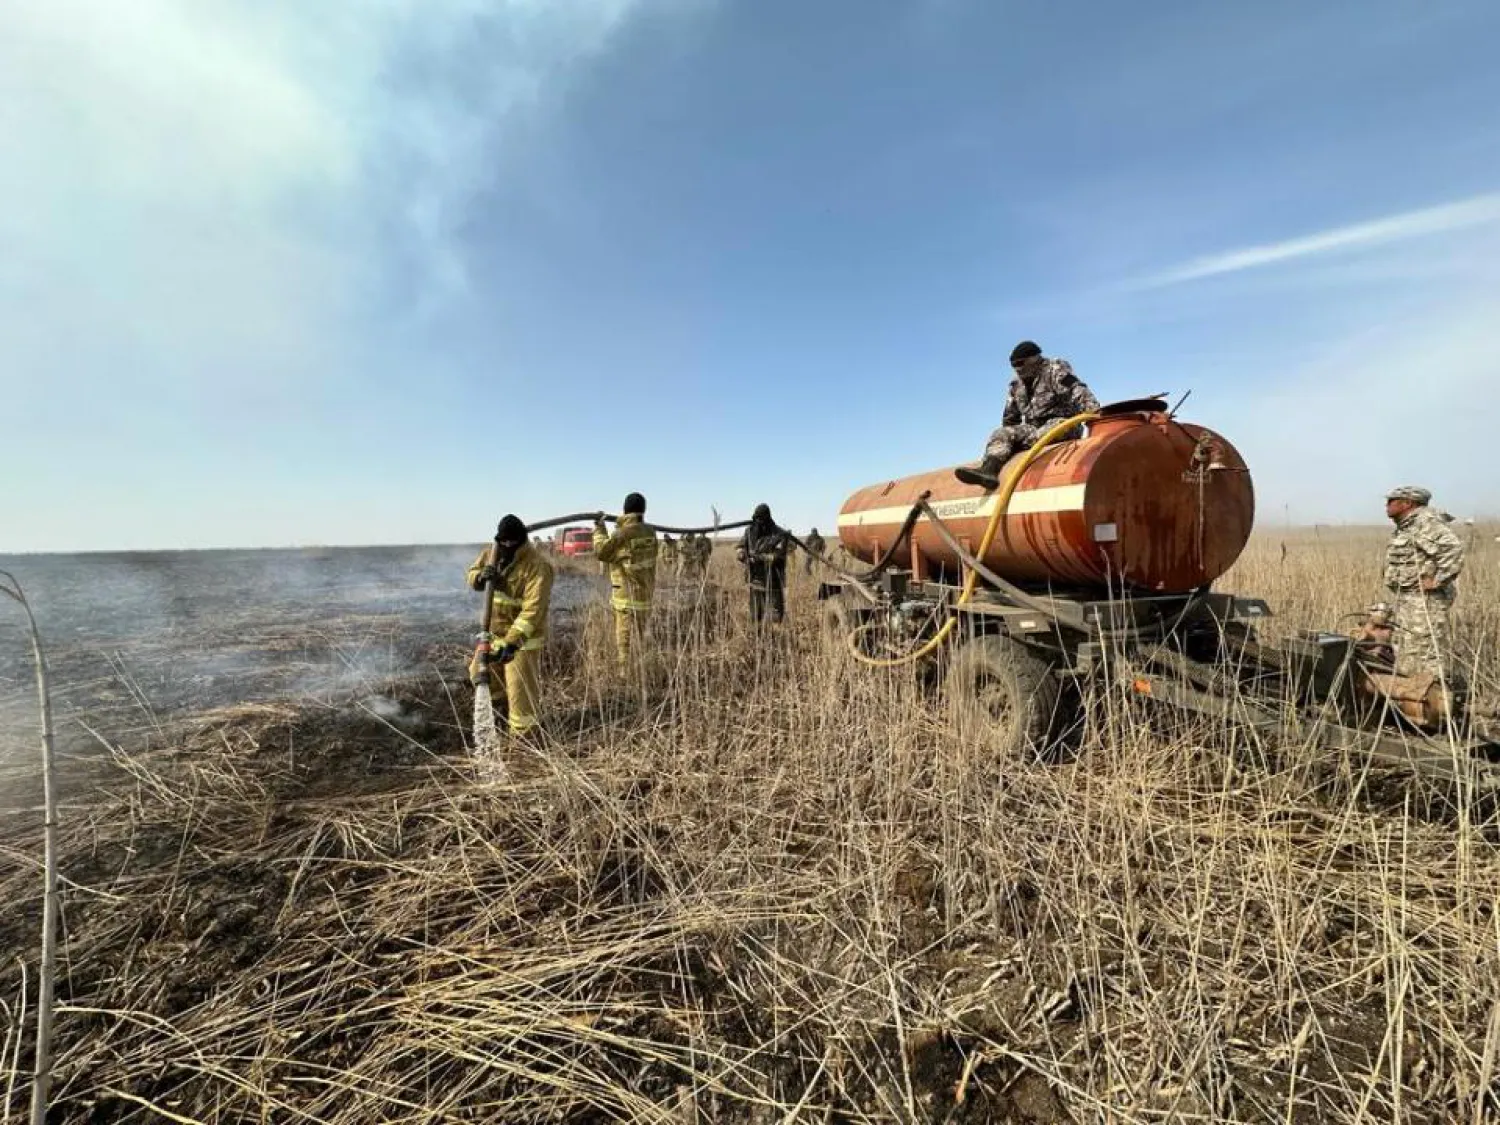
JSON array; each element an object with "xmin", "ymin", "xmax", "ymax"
[
  {"xmin": 913, "ymin": 499, "xmax": 1061, "ymax": 618},
  {"xmin": 781, "ymin": 531, "xmax": 882, "ymax": 605},
  {"xmin": 521, "ymin": 511, "xmax": 753, "ymax": 537},
  {"xmin": 646, "ymin": 519, "xmax": 754, "ymax": 535},
  {"xmin": 784, "ymin": 492, "xmax": 930, "ymax": 583}
]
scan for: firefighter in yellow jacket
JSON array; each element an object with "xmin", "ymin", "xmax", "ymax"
[
  {"xmin": 466, "ymin": 514, "xmax": 554, "ymax": 736},
  {"xmin": 593, "ymin": 492, "xmax": 658, "ymax": 672}
]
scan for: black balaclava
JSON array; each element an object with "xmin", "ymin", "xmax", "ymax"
[{"xmin": 495, "ymin": 514, "xmax": 528, "ymax": 568}]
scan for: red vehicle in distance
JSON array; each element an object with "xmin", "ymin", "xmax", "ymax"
[{"xmin": 558, "ymin": 527, "xmax": 594, "ymax": 557}]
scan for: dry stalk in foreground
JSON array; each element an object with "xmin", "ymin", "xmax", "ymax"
[{"xmin": 0, "ymin": 570, "xmax": 60, "ymax": 1125}]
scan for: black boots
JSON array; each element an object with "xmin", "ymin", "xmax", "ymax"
[{"xmin": 954, "ymin": 455, "xmax": 1002, "ymax": 490}]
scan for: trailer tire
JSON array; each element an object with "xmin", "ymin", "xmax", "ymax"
[{"xmin": 945, "ymin": 634, "xmax": 1069, "ymax": 761}]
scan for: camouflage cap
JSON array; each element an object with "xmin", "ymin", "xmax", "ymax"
[{"xmin": 1385, "ymin": 485, "xmax": 1431, "ymax": 505}]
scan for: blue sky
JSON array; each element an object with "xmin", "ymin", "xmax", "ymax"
[{"xmin": 3, "ymin": 0, "xmax": 1498, "ymax": 551}]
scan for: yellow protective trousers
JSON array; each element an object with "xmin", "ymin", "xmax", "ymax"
[
  {"xmin": 468, "ymin": 646, "xmax": 542, "ymax": 735},
  {"xmin": 613, "ymin": 608, "xmax": 650, "ymax": 673}
]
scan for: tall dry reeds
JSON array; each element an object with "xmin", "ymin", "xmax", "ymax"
[{"xmin": 0, "ymin": 532, "xmax": 1497, "ymax": 1123}]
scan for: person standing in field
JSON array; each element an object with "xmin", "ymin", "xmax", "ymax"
[
  {"xmin": 802, "ymin": 527, "xmax": 825, "ymax": 575},
  {"xmin": 955, "ymin": 340, "xmax": 1101, "ymax": 490},
  {"xmin": 738, "ymin": 503, "xmax": 789, "ymax": 624},
  {"xmin": 686, "ymin": 532, "xmax": 711, "ymax": 580},
  {"xmin": 1382, "ymin": 485, "xmax": 1465, "ymax": 682},
  {"xmin": 660, "ymin": 534, "xmax": 678, "ymax": 577},
  {"xmin": 594, "ymin": 492, "xmax": 659, "ymax": 673},
  {"xmin": 466, "ymin": 515, "xmax": 554, "ymax": 737}
]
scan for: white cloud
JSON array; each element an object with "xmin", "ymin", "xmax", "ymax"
[
  {"xmin": 1130, "ymin": 192, "xmax": 1500, "ymax": 289},
  {"xmin": 0, "ymin": 0, "xmax": 675, "ymax": 403}
]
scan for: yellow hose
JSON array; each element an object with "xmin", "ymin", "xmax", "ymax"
[{"xmin": 845, "ymin": 411, "xmax": 1101, "ymax": 668}]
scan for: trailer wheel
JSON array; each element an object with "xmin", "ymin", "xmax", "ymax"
[{"xmin": 945, "ymin": 635, "xmax": 1069, "ymax": 761}]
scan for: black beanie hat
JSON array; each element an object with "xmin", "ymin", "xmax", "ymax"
[
  {"xmin": 623, "ymin": 492, "xmax": 646, "ymax": 515},
  {"xmin": 1010, "ymin": 340, "xmax": 1042, "ymax": 363},
  {"xmin": 496, "ymin": 514, "xmax": 528, "ymax": 545}
]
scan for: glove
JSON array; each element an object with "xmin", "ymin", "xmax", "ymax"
[
  {"xmin": 475, "ymin": 564, "xmax": 499, "ymax": 588},
  {"xmin": 497, "ymin": 642, "xmax": 519, "ymax": 665}
]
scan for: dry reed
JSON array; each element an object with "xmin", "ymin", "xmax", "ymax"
[{"xmin": 1, "ymin": 532, "xmax": 1497, "ymax": 1123}]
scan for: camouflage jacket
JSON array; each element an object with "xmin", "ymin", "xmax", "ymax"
[
  {"xmin": 1003, "ymin": 358, "xmax": 1100, "ymax": 429},
  {"xmin": 1384, "ymin": 506, "xmax": 1465, "ymax": 593}
]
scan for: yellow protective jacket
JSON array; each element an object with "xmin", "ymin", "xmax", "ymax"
[
  {"xmin": 466, "ymin": 542, "xmax": 554, "ymax": 650},
  {"xmin": 594, "ymin": 514, "xmax": 658, "ymax": 612}
]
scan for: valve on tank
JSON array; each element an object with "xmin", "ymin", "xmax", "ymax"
[{"xmin": 1184, "ymin": 433, "xmax": 1232, "ymax": 482}]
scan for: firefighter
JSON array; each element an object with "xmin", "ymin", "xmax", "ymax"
[
  {"xmin": 955, "ymin": 340, "xmax": 1100, "ymax": 490},
  {"xmin": 594, "ymin": 492, "xmax": 659, "ymax": 672},
  {"xmin": 465, "ymin": 514, "xmax": 554, "ymax": 737},
  {"xmin": 802, "ymin": 527, "xmax": 825, "ymax": 575},
  {"xmin": 737, "ymin": 503, "xmax": 789, "ymax": 624}
]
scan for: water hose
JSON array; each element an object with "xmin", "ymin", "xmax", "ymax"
[
  {"xmin": 843, "ymin": 411, "xmax": 1101, "ymax": 668},
  {"xmin": 521, "ymin": 511, "xmax": 753, "ymax": 537}
]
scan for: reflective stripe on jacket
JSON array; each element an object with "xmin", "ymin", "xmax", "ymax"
[
  {"xmin": 466, "ymin": 542, "xmax": 554, "ymax": 648},
  {"xmin": 594, "ymin": 514, "xmax": 658, "ymax": 613}
]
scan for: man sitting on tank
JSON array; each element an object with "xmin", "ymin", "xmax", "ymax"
[{"xmin": 954, "ymin": 340, "xmax": 1101, "ymax": 490}]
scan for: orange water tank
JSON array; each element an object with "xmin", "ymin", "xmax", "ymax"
[{"xmin": 837, "ymin": 402, "xmax": 1255, "ymax": 593}]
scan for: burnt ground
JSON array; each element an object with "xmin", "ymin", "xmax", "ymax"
[{"xmin": 0, "ymin": 545, "xmax": 599, "ymax": 810}]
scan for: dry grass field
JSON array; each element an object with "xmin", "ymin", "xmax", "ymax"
[{"xmin": 2, "ymin": 528, "xmax": 1498, "ymax": 1123}]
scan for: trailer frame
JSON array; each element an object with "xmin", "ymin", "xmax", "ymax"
[{"xmin": 818, "ymin": 573, "xmax": 1500, "ymax": 799}]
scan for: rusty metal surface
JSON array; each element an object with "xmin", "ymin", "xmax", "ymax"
[{"xmin": 838, "ymin": 409, "xmax": 1255, "ymax": 594}]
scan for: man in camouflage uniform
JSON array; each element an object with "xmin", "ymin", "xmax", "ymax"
[
  {"xmin": 681, "ymin": 533, "xmax": 702, "ymax": 580},
  {"xmin": 802, "ymin": 527, "xmax": 825, "ymax": 575},
  {"xmin": 660, "ymin": 534, "xmax": 678, "ymax": 577},
  {"xmin": 693, "ymin": 533, "xmax": 714, "ymax": 578},
  {"xmin": 955, "ymin": 340, "xmax": 1101, "ymax": 490},
  {"xmin": 1382, "ymin": 485, "xmax": 1465, "ymax": 681}
]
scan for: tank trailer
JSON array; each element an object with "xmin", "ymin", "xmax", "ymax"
[{"xmin": 821, "ymin": 398, "xmax": 1500, "ymax": 799}]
